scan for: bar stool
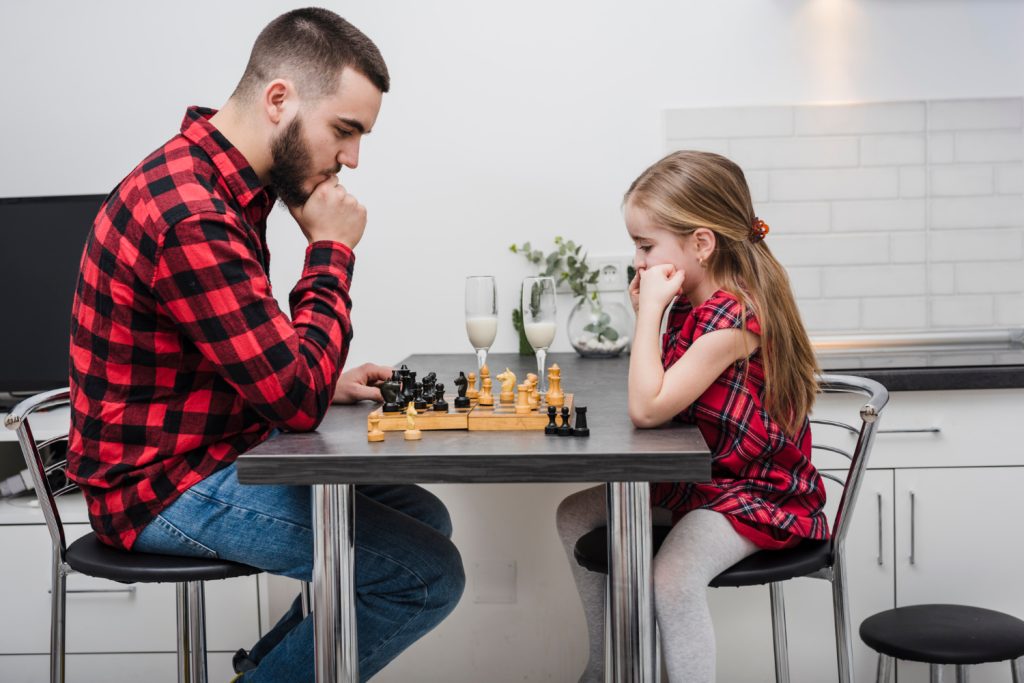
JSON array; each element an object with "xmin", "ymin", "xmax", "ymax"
[
  {"xmin": 860, "ymin": 604, "xmax": 1024, "ymax": 682},
  {"xmin": 5, "ymin": 388, "xmax": 261, "ymax": 683},
  {"xmin": 573, "ymin": 374, "xmax": 889, "ymax": 683}
]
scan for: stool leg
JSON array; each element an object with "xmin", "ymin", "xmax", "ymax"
[
  {"xmin": 1012, "ymin": 658, "xmax": 1023, "ymax": 683},
  {"xmin": 301, "ymin": 581, "xmax": 312, "ymax": 618},
  {"xmin": 874, "ymin": 654, "xmax": 893, "ymax": 683},
  {"xmin": 831, "ymin": 551, "xmax": 855, "ymax": 683},
  {"xmin": 176, "ymin": 581, "xmax": 209, "ymax": 683},
  {"xmin": 954, "ymin": 665, "xmax": 968, "ymax": 683},
  {"xmin": 769, "ymin": 582, "xmax": 791, "ymax": 683},
  {"xmin": 930, "ymin": 663, "xmax": 946, "ymax": 683},
  {"xmin": 50, "ymin": 555, "xmax": 67, "ymax": 683}
]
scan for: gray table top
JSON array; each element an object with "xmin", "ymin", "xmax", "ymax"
[{"xmin": 236, "ymin": 353, "xmax": 710, "ymax": 485}]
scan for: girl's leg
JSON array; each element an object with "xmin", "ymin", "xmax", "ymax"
[
  {"xmin": 653, "ymin": 509, "xmax": 758, "ymax": 683},
  {"xmin": 555, "ymin": 485, "xmax": 608, "ymax": 683}
]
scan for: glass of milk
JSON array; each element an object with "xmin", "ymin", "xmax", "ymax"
[
  {"xmin": 520, "ymin": 276, "xmax": 557, "ymax": 394},
  {"xmin": 465, "ymin": 276, "xmax": 498, "ymax": 384}
]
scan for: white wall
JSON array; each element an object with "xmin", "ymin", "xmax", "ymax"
[{"xmin": 2, "ymin": 2, "xmax": 1022, "ymax": 681}]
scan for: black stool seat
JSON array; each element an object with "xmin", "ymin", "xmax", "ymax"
[
  {"xmin": 860, "ymin": 604, "xmax": 1024, "ymax": 665},
  {"xmin": 66, "ymin": 533, "xmax": 260, "ymax": 584},
  {"xmin": 574, "ymin": 524, "xmax": 832, "ymax": 586}
]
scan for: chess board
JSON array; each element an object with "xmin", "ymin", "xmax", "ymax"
[{"xmin": 368, "ymin": 394, "xmax": 574, "ymax": 433}]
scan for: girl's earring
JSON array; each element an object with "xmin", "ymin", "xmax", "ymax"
[{"xmin": 698, "ymin": 256, "xmax": 707, "ymax": 268}]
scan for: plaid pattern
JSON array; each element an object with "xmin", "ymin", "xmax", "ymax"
[
  {"xmin": 67, "ymin": 107, "xmax": 355, "ymax": 550},
  {"xmin": 651, "ymin": 290, "xmax": 828, "ymax": 549}
]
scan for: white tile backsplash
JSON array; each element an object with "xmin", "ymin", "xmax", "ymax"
[{"xmin": 664, "ymin": 97, "xmax": 1024, "ymax": 333}]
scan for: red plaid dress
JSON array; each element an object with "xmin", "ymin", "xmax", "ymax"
[{"xmin": 650, "ymin": 290, "xmax": 828, "ymax": 549}]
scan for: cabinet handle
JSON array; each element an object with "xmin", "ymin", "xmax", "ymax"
[
  {"xmin": 878, "ymin": 427, "xmax": 941, "ymax": 434},
  {"xmin": 51, "ymin": 587, "xmax": 137, "ymax": 595},
  {"xmin": 876, "ymin": 493, "xmax": 883, "ymax": 566},
  {"xmin": 909, "ymin": 491, "xmax": 916, "ymax": 565}
]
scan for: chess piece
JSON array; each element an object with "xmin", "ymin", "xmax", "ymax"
[
  {"xmin": 546, "ymin": 364, "xmax": 564, "ymax": 408},
  {"xmin": 421, "ymin": 371, "xmax": 437, "ymax": 399},
  {"xmin": 367, "ymin": 415, "xmax": 385, "ymax": 442},
  {"xmin": 404, "ymin": 402, "xmax": 422, "ymax": 440},
  {"xmin": 496, "ymin": 368, "xmax": 516, "ymax": 405},
  {"xmin": 572, "ymin": 406, "xmax": 590, "ymax": 437},
  {"xmin": 545, "ymin": 405, "xmax": 558, "ymax": 435},
  {"xmin": 515, "ymin": 382, "xmax": 532, "ymax": 414},
  {"xmin": 413, "ymin": 383, "xmax": 427, "ymax": 411},
  {"xmin": 478, "ymin": 373, "xmax": 494, "ymax": 407},
  {"xmin": 557, "ymin": 406, "xmax": 573, "ymax": 436},
  {"xmin": 380, "ymin": 380, "xmax": 402, "ymax": 413},
  {"xmin": 401, "ymin": 371, "xmax": 417, "ymax": 410},
  {"xmin": 453, "ymin": 372, "xmax": 471, "ymax": 409},
  {"xmin": 433, "ymin": 384, "xmax": 448, "ymax": 412},
  {"xmin": 526, "ymin": 373, "xmax": 539, "ymax": 409},
  {"xmin": 466, "ymin": 371, "xmax": 479, "ymax": 401}
]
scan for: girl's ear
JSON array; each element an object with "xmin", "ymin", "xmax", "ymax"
[{"xmin": 692, "ymin": 228, "xmax": 716, "ymax": 260}]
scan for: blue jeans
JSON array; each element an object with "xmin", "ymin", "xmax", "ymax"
[{"xmin": 135, "ymin": 462, "xmax": 465, "ymax": 682}]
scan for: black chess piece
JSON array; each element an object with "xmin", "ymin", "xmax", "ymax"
[
  {"xmin": 413, "ymin": 382, "xmax": 428, "ymax": 411},
  {"xmin": 557, "ymin": 406, "xmax": 573, "ymax": 436},
  {"xmin": 453, "ymin": 372, "xmax": 470, "ymax": 409},
  {"xmin": 433, "ymin": 384, "xmax": 448, "ymax": 412},
  {"xmin": 380, "ymin": 380, "xmax": 402, "ymax": 413},
  {"xmin": 545, "ymin": 405, "xmax": 558, "ymax": 435},
  {"xmin": 421, "ymin": 371, "xmax": 437, "ymax": 396},
  {"xmin": 401, "ymin": 371, "xmax": 417, "ymax": 408},
  {"xmin": 572, "ymin": 406, "xmax": 590, "ymax": 437}
]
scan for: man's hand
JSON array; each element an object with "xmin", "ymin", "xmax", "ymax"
[
  {"xmin": 332, "ymin": 363, "xmax": 393, "ymax": 404},
  {"xmin": 289, "ymin": 176, "xmax": 367, "ymax": 249},
  {"xmin": 637, "ymin": 264, "xmax": 684, "ymax": 313}
]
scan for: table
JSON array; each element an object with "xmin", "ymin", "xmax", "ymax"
[{"xmin": 236, "ymin": 353, "xmax": 710, "ymax": 682}]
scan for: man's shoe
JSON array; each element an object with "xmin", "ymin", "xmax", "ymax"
[{"xmin": 232, "ymin": 648, "xmax": 258, "ymax": 673}]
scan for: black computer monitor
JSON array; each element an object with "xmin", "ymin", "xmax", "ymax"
[{"xmin": 0, "ymin": 194, "xmax": 105, "ymax": 404}]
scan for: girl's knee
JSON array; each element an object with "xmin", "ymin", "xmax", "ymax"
[{"xmin": 425, "ymin": 538, "xmax": 466, "ymax": 613}]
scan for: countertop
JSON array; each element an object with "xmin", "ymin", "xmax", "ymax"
[{"xmin": 814, "ymin": 332, "xmax": 1024, "ymax": 391}]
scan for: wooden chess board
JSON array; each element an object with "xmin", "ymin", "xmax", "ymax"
[{"xmin": 368, "ymin": 394, "xmax": 574, "ymax": 432}]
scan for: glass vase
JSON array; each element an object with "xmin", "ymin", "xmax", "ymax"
[{"xmin": 567, "ymin": 290, "xmax": 632, "ymax": 358}]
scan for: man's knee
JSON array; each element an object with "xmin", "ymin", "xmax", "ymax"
[{"xmin": 427, "ymin": 537, "xmax": 465, "ymax": 613}]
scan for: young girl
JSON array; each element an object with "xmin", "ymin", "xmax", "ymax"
[{"xmin": 556, "ymin": 150, "xmax": 827, "ymax": 683}]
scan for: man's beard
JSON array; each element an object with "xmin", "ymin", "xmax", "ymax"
[{"xmin": 268, "ymin": 115, "xmax": 319, "ymax": 208}]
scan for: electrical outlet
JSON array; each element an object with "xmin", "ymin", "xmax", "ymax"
[{"xmin": 588, "ymin": 254, "xmax": 634, "ymax": 292}]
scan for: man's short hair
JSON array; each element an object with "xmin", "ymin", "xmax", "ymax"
[{"xmin": 233, "ymin": 7, "xmax": 390, "ymax": 102}]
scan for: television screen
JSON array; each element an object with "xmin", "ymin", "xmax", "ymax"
[{"xmin": 0, "ymin": 194, "xmax": 105, "ymax": 399}]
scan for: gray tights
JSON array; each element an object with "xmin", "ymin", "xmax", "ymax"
[{"xmin": 556, "ymin": 485, "xmax": 758, "ymax": 683}]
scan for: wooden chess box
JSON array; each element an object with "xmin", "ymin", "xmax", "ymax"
[{"xmin": 368, "ymin": 394, "xmax": 574, "ymax": 432}]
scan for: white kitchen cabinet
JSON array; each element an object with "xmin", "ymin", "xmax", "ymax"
[{"xmin": 714, "ymin": 388, "xmax": 1024, "ymax": 683}]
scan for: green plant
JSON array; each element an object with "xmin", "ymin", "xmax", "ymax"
[{"xmin": 509, "ymin": 237, "xmax": 621, "ymax": 344}]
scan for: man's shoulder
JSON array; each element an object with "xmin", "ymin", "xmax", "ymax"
[{"xmin": 115, "ymin": 134, "xmax": 234, "ymax": 232}]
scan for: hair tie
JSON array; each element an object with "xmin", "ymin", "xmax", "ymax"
[{"xmin": 750, "ymin": 217, "xmax": 769, "ymax": 243}]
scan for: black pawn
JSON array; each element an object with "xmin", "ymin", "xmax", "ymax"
[
  {"xmin": 572, "ymin": 406, "xmax": 590, "ymax": 437},
  {"xmin": 433, "ymin": 384, "xmax": 448, "ymax": 412},
  {"xmin": 545, "ymin": 405, "xmax": 558, "ymax": 435},
  {"xmin": 557, "ymin": 406, "xmax": 573, "ymax": 436},
  {"xmin": 413, "ymin": 383, "xmax": 427, "ymax": 411}
]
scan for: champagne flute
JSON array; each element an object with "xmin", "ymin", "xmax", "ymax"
[
  {"xmin": 465, "ymin": 276, "xmax": 498, "ymax": 386},
  {"xmin": 521, "ymin": 276, "xmax": 557, "ymax": 394}
]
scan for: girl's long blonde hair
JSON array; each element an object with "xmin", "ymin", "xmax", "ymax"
[{"xmin": 625, "ymin": 150, "xmax": 818, "ymax": 436}]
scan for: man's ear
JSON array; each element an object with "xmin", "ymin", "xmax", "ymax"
[
  {"xmin": 262, "ymin": 79, "xmax": 294, "ymax": 125},
  {"xmin": 693, "ymin": 227, "xmax": 716, "ymax": 260}
]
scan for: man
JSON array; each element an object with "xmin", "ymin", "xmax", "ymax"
[{"xmin": 66, "ymin": 8, "xmax": 464, "ymax": 681}]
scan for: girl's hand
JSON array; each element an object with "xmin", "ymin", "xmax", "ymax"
[
  {"xmin": 628, "ymin": 268, "xmax": 642, "ymax": 313},
  {"xmin": 637, "ymin": 264, "xmax": 684, "ymax": 312}
]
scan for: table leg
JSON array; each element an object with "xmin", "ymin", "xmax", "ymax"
[
  {"xmin": 312, "ymin": 483, "xmax": 358, "ymax": 683},
  {"xmin": 606, "ymin": 482, "xmax": 657, "ymax": 682}
]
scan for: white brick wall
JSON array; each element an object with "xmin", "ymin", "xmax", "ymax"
[{"xmin": 664, "ymin": 97, "xmax": 1024, "ymax": 333}]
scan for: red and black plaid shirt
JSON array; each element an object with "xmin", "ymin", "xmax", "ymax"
[
  {"xmin": 67, "ymin": 107, "xmax": 354, "ymax": 550},
  {"xmin": 651, "ymin": 290, "xmax": 828, "ymax": 549}
]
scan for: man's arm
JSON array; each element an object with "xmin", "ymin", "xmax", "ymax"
[{"xmin": 151, "ymin": 213, "xmax": 353, "ymax": 431}]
